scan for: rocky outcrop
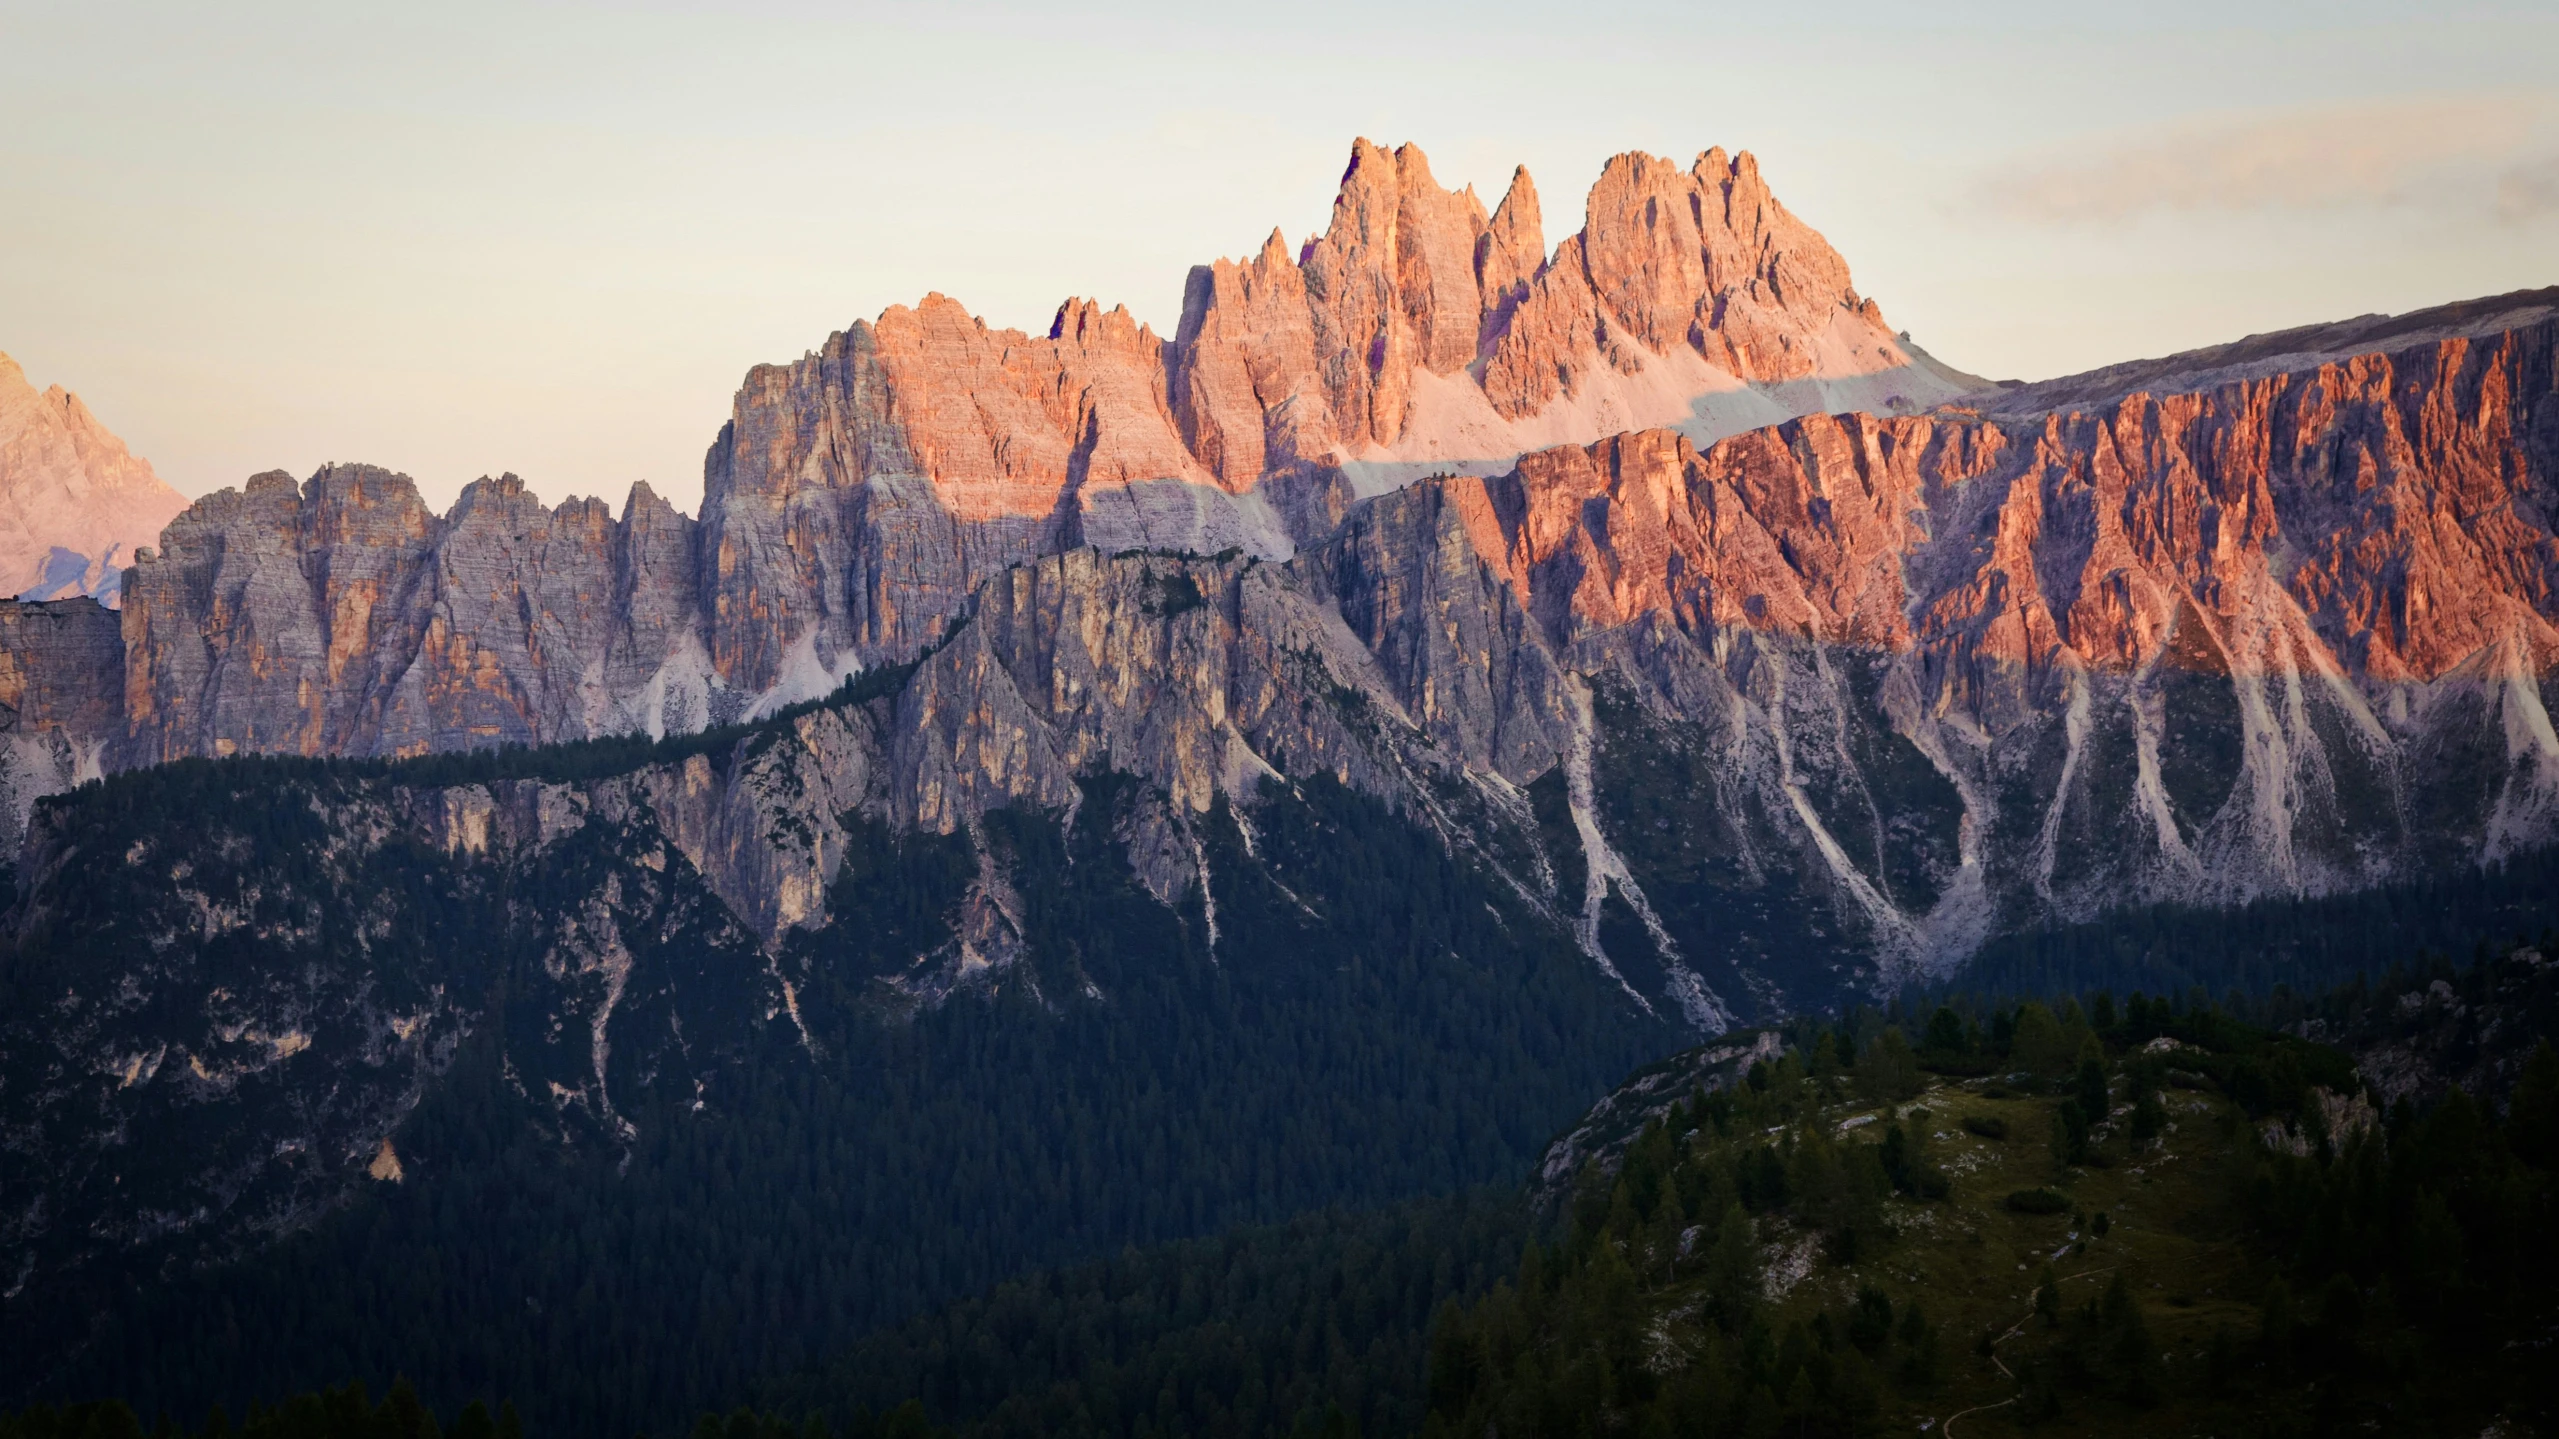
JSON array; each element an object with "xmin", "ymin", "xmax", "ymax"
[
  {"xmin": 2320, "ymin": 944, "xmax": 2559, "ymax": 1110},
  {"xmin": 1532, "ymin": 1029, "xmax": 1784, "ymax": 1200},
  {"xmin": 0, "ymin": 353, "xmax": 189, "ymax": 605}
]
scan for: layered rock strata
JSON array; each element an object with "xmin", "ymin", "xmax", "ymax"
[
  {"xmin": 688, "ymin": 137, "xmax": 1969, "ymax": 698},
  {"xmin": 0, "ymin": 295, "xmax": 2550, "ymax": 980},
  {"xmin": 657, "ymin": 301, "xmax": 2559, "ymax": 990}
]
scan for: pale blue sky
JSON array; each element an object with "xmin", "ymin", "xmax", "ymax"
[{"xmin": 5, "ymin": 0, "xmax": 2554, "ymax": 511}]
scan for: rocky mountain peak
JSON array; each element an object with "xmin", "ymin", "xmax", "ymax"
[
  {"xmin": 1476, "ymin": 165, "xmax": 1544, "ymax": 340},
  {"xmin": 295, "ymin": 462, "xmax": 434, "ymax": 545},
  {"xmin": 697, "ymin": 137, "xmax": 1968, "ymax": 576},
  {"xmin": 1528, "ymin": 144, "xmax": 1873, "ymax": 394},
  {"xmin": 0, "ymin": 351, "xmax": 190, "ymax": 605}
]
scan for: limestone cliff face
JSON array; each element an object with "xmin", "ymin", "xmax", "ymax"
[
  {"xmin": 0, "ymin": 147, "xmax": 2550, "ymax": 1020},
  {"xmin": 0, "ymin": 353, "xmax": 189, "ymax": 605},
  {"xmin": 3, "ymin": 359, "xmax": 2553, "ymax": 1302},
  {"xmin": 0, "ymin": 296, "xmax": 2546, "ymax": 989},
  {"xmin": 1482, "ymin": 148, "xmax": 1895, "ymax": 420},
  {"xmin": 1395, "ymin": 308, "xmax": 2559, "ymax": 924},
  {"xmin": 0, "ymin": 598, "xmax": 120, "ymax": 853},
  {"xmin": 804, "ymin": 305, "xmax": 2559, "ymax": 995},
  {"xmin": 117, "ymin": 466, "xmax": 720, "ymax": 766}
]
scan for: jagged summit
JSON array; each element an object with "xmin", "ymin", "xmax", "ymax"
[
  {"xmin": 0, "ymin": 352, "xmax": 189, "ymax": 606},
  {"xmin": 0, "ymin": 141, "xmax": 2551, "ymax": 988},
  {"xmin": 680, "ymin": 139, "xmax": 1973, "ymax": 686},
  {"xmin": 706, "ymin": 139, "xmax": 1969, "ymax": 544}
]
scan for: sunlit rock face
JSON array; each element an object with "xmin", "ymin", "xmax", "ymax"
[
  {"xmin": 87, "ymin": 136, "xmax": 1967, "ymax": 754},
  {"xmin": 0, "ymin": 141, "xmax": 2553, "ymax": 1000},
  {"xmin": 94, "ymin": 286, "xmax": 2559, "ymax": 979},
  {"xmin": 682, "ymin": 138, "xmax": 1967, "ymax": 697}
]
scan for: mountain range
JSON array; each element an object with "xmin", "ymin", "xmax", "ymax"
[
  {"xmin": 4, "ymin": 142, "xmax": 2555, "ymax": 987},
  {"xmin": 0, "ymin": 137, "xmax": 2555, "ymax": 1435}
]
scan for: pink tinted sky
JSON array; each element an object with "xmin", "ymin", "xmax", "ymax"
[{"xmin": 3, "ymin": 0, "xmax": 2554, "ymax": 512}]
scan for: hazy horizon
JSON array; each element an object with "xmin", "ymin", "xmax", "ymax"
[{"xmin": 6, "ymin": 0, "xmax": 2555, "ymax": 514}]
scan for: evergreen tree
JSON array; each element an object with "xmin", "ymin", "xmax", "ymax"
[
  {"xmin": 2011, "ymin": 1004, "xmax": 2071, "ymax": 1077},
  {"xmin": 2509, "ymin": 1041, "xmax": 2559, "ymax": 1168},
  {"xmin": 2051, "ymin": 1100, "xmax": 2091, "ymax": 1169},
  {"xmin": 2074, "ymin": 1044, "xmax": 2110, "ymax": 1123}
]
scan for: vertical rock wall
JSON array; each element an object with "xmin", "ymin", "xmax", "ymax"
[{"xmin": 0, "ymin": 597, "xmax": 121, "ymax": 853}]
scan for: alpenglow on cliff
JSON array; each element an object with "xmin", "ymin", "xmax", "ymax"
[
  {"xmin": 1, "ymin": 140, "xmax": 2554, "ymax": 998},
  {"xmin": 89, "ymin": 139, "xmax": 1971, "ymax": 768}
]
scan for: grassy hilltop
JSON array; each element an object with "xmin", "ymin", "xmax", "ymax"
[{"xmin": 1426, "ymin": 989, "xmax": 2559, "ymax": 1438}]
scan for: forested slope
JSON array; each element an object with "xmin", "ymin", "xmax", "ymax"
[
  {"xmin": 14, "ymin": 940, "xmax": 2559, "ymax": 1438},
  {"xmin": 2, "ymin": 748, "xmax": 1670, "ymax": 1437},
  {"xmin": 1427, "ymin": 974, "xmax": 2559, "ymax": 1436}
]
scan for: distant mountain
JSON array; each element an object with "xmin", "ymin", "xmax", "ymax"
[{"xmin": 0, "ymin": 354, "xmax": 188, "ymax": 606}]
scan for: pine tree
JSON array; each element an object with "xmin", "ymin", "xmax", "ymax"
[
  {"xmin": 2101, "ymin": 1274, "xmax": 2158, "ymax": 1405},
  {"xmin": 2508, "ymin": 1041, "xmax": 2559, "ymax": 1169},
  {"xmin": 1922, "ymin": 1007, "xmax": 1968, "ymax": 1056},
  {"xmin": 2011, "ymin": 1004, "xmax": 2069, "ymax": 1077},
  {"xmin": 1895, "ymin": 1302, "xmax": 1940, "ymax": 1390},
  {"xmin": 2129, "ymin": 1084, "xmax": 2166, "ymax": 1150},
  {"xmin": 2051, "ymin": 1100, "xmax": 2090, "ymax": 1169},
  {"xmin": 1853, "ymin": 1030, "xmax": 1922, "ymax": 1103},
  {"xmin": 2075, "ymin": 1046, "xmax": 2110, "ymax": 1124}
]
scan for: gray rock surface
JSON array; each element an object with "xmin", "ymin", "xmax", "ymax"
[{"xmin": 0, "ymin": 597, "xmax": 120, "ymax": 853}]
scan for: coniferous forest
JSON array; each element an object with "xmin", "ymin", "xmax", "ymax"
[
  {"xmin": 5, "ymin": 695, "xmax": 2559, "ymax": 1438},
  {"xmin": 13, "ymin": 953, "xmax": 2559, "ymax": 1437}
]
